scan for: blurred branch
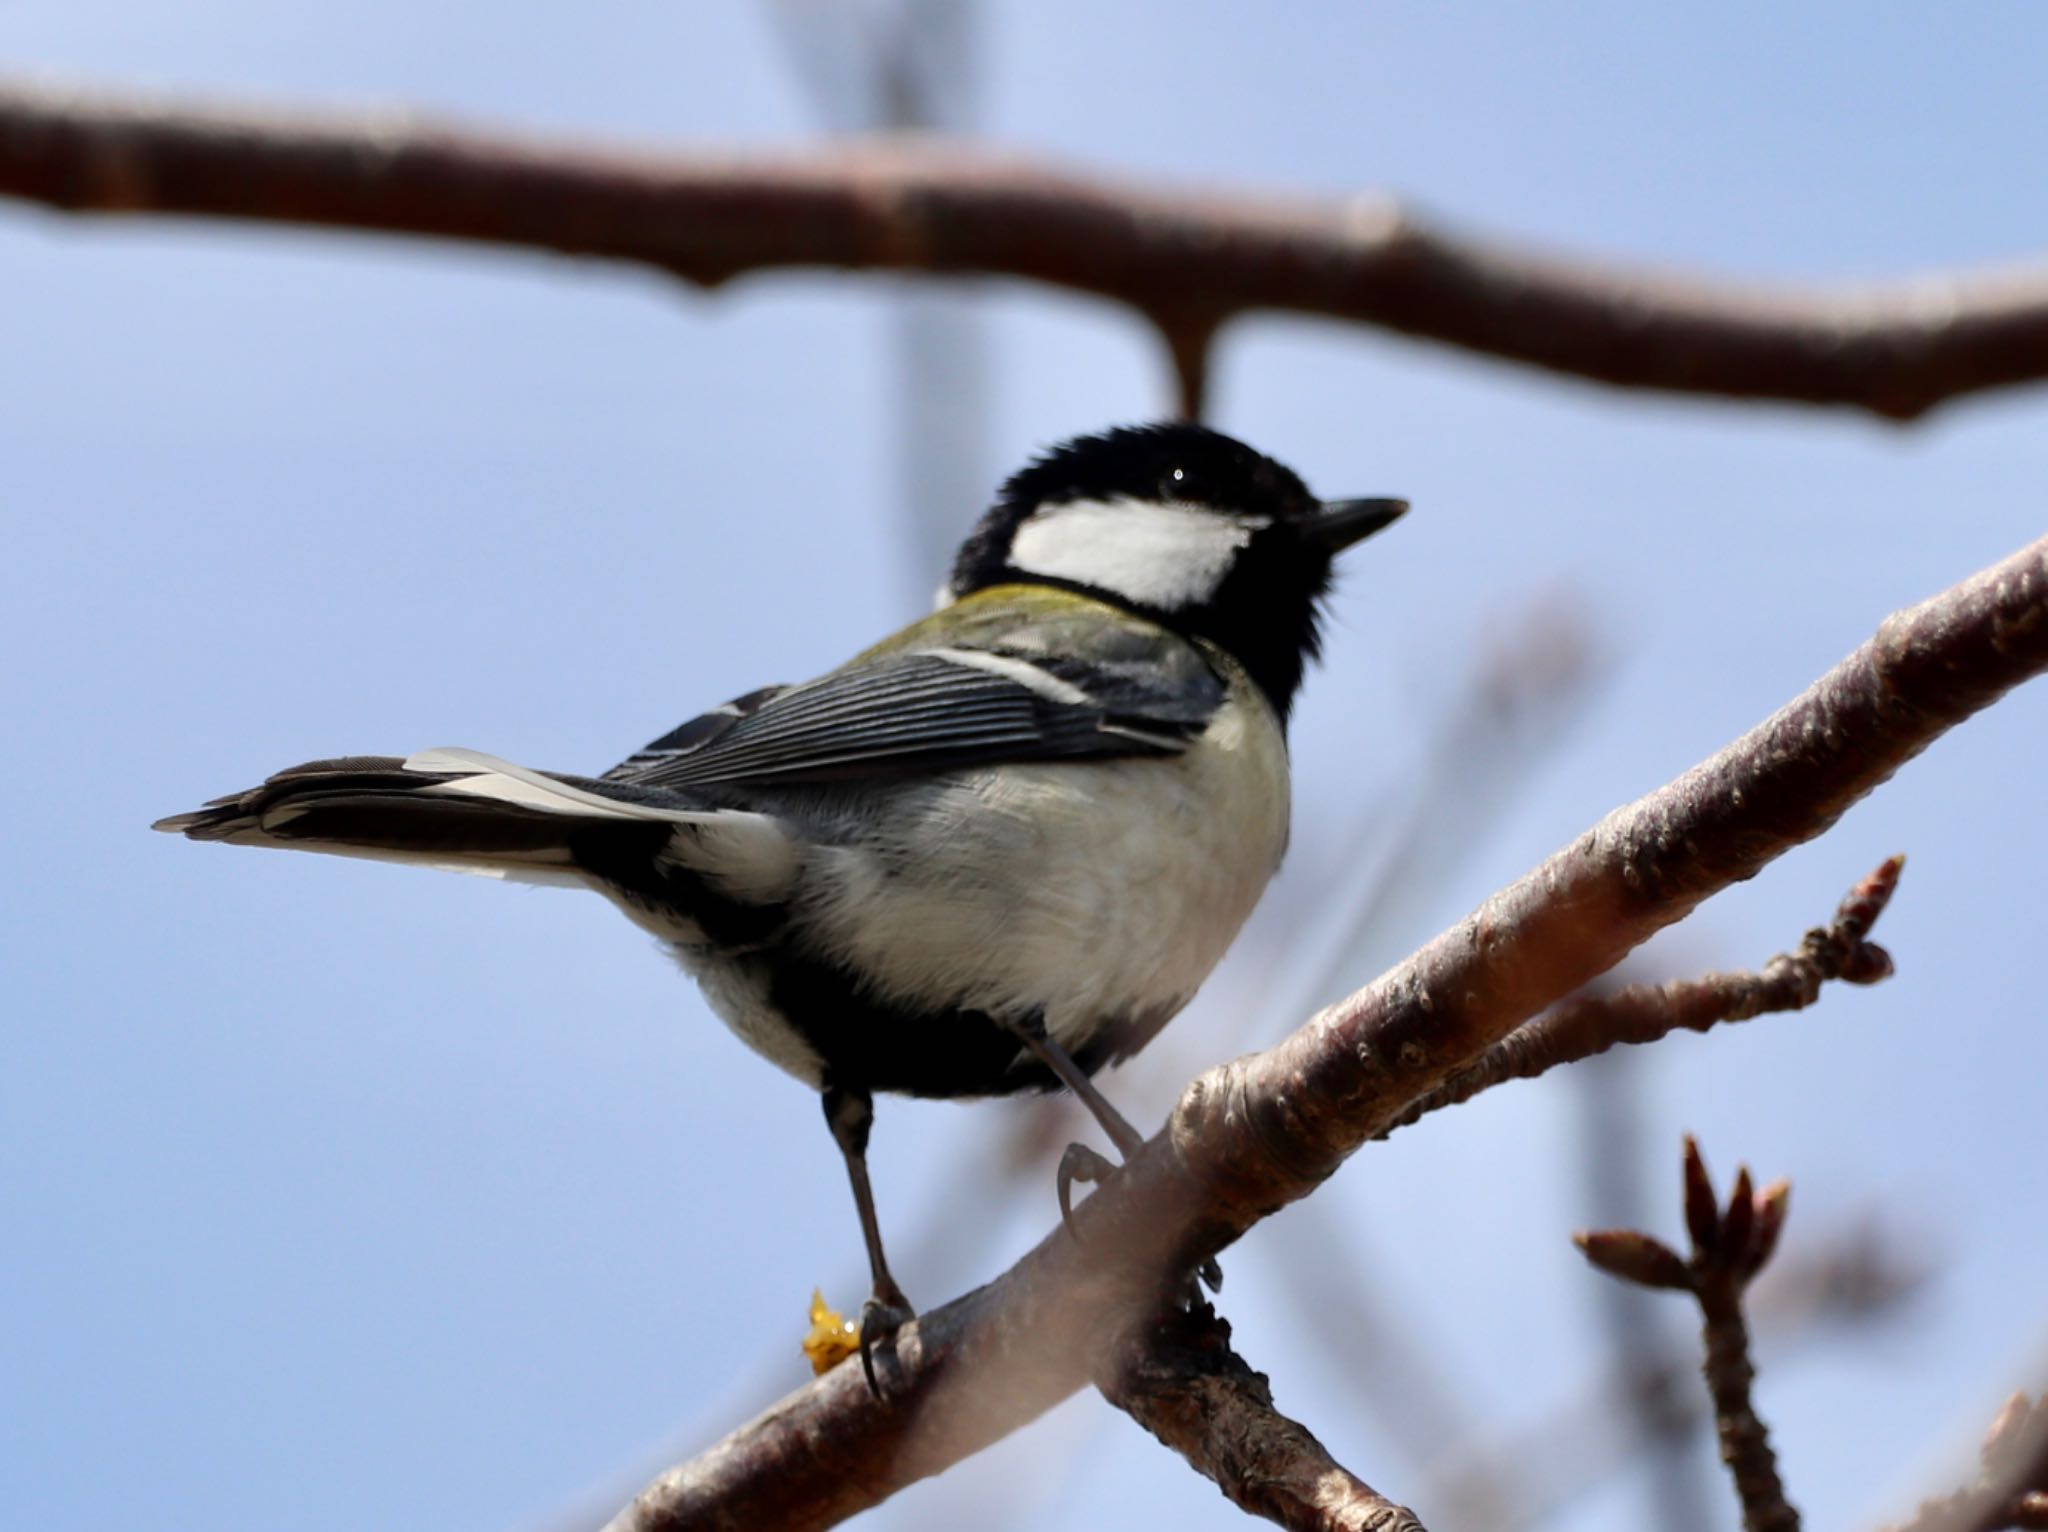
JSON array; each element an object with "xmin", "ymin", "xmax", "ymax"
[
  {"xmin": 770, "ymin": 0, "xmax": 996, "ymax": 587},
  {"xmin": 1432, "ymin": 1217, "xmax": 1930, "ymax": 1531},
  {"xmin": 1576, "ymin": 1138, "xmax": 1801, "ymax": 1532},
  {"xmin": 1882, "ymin": 1390, "xmax": 2048, "ymax": 1532},
  {"xmin": 1260, "ymin": 594, "xmax": 1603, "ymax": 1024},
  {"xmin": 9, "ymin": 78, "xmax": 2048, "ymax": 419},
  {"xmin": 1102, "ymin": 1303, "xmax": 1426, "ymax": 1531},
  {"xmin": 1377, "ymin": 854, "xmax": 1905, "ymax": 1140},
  {"xmin": 1571, "ymin": 1046, "xmax": 1718, "ymax": 1532},
  {"xmin": 601, "ymin": 536, "xmax": 2048, "ymax": 1527}
]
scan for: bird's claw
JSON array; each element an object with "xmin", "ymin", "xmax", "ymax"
[
  {"xmin": 857, "ymin": 1281, "xmax": 915, "ymax": 1398},
  {"xmin": 1054, "ymin": 1140, "xmax": 1226, "ymax": 1299},
  {"xmin": 1056, "ymin": 1141, "xmax": 1120, "ymax": 1235}
]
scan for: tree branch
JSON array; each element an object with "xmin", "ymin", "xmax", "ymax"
[
  {"xmin": 1100, "ymin": 1303, "xmax": 1426, "ymax": 1532},
  {"xmin": 603, "ymin": 531, "xmax": 2048, "ymax": 1530},
  {"xmin": 1429, "ymin": 1218, "xmax": 1929, "ymax": 1532},
  {"xmin": 8, "ymin": 77, "xmax": 2048, "ymax": 419},
  {"xmin": 1575, "ymin": 1138, "xmax": 1802, "ymax": 1532},
  {"xmin": 1883, "ymin": 1390, "xmax": 2048, "ymax": 1532},
  {"xmin": 1378, "ymin": 854, "xmax": 1903, "ymax": 1138}
]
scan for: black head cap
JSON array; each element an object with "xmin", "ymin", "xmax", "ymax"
[{"xmin": 949, "ymin": 423, "xmax": 1405, "ymax": 722}]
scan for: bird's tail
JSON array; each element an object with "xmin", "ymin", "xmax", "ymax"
[{"xmin": 152, "ymin": 748, "xmax": 680, "ymax": 887}]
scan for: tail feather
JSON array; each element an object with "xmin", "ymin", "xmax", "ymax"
[
  {"xmin": 156, "ymin": 749, "xmax": 801, "ymax": 919},
  {"xmin": 153, "ymin": 753, "xmax": 607, "ymax": 885}
]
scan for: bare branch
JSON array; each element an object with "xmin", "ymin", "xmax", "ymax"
[
  {"xmin": 1429, "ymin": 1218, "xmax": 1930, "ymax": 1532},
  {"xmin": 1379, "ymin": 854, "xmax": 1904, "ymax": 1137},
  {"xmin": 602, "ymin": 533, "xmax": 2048, "ymax": 1528},
  {"xmin": 1691, "ymin": 1167, "xmax": 1799, "ymax": 1532},
  {"xmin": 1884, "ymin": 1391, "xmax": 2048, "ymax": 1532},
  {"xmin": 8, "ymin": 78, "xmax": 2048, "ymax": 419},
  {"xmin": 1575, "ymin": 1139, "xmax": 1801, "ymax": 1532},
  {"xmin": 1100, "ymin": 1303, "xmax": 1426, "ymax": 1532}
]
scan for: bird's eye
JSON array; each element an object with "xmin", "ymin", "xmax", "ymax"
[{"xmin": 1164, "ymin": 466, "xmax": 1193, "ymax": 499}]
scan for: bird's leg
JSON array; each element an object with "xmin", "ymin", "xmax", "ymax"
[
  {"xmin": 999, "ymin": 1012, "xmax": 1145, "ymax": 1156},
  {"xmin": 994, "ymin": 1012, "xmax": 1222, "ymax": 1293},
  {"xmin": 821, "ymin": 1083, "xmax": 914, "ymax": 1396}
]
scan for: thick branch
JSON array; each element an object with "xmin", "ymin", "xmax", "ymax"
[
  {"xmin": 1100, "ymin": 1304, "xmax": 1426, "ymax": 1532},
  {"xmin": 8, "ymin": 78, "xmax": 2048, "ymax": 419},
  {"xmin": 606, "ymin": 532, "xmax": 2048, "ymax": 1530}
]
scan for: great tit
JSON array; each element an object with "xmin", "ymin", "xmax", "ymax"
[{"xmin": 155, "ymin": 421, "xmax": 1406, "ymax": 1387}]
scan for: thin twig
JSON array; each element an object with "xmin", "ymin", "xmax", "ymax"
[
  {"xmin": 601, "ymin": 535, "xmax": 2048, "ymax": 1529},
  {"xmin": 1572, "ymin": 1049, "xmax": 1719, "ymax": 1532},
  {"xmin": 8, "ymin": 78, "xmax": 2048, "ymax": 419},
  {"xmin": 1100, "ymin": 1302, "xmax": 1426, "ymax": 1532},
  {"xmin": 1576, "ymin": 1138, "xmax": 1801, "ymax": 1532},
  {"xmin": 1380, "ymin": 855, "xmax": 1904, "ymax": 1138},
  {"xmin": 1429, "ymin": 1219, "xmax": 1929, "ymax": 1532}
]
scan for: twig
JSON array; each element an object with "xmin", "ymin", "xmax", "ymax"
[
  {"xmin": 1429, "ymin": 1218, "xmax": 1929, "ymax": 1532},
  {"xmin": 1380, "ymin": 855, "xmax": 1903, "ymax": 1138},
  {"xmin": 600, "ymin": 536, "xmax": 2048, "ymax": 1528},
  {"xmin": 1576, "ymin": 1138, "xmax": 1801, "ymax": 1532},
  {"xmin": 1882, "ymin": 1390, "xmax": 2048, "ymax": 1532},
  {"xmin": 8, "ymin": 77, "xmax": 2048, "ymax": 419},
  {"xmin": 1100, "ymin": 1302, "xmax": 1426, "ymax": 1532},
  {"xmin": 1571, "ymin": 1049, "xmax": 1719, "ymax": 1532}
]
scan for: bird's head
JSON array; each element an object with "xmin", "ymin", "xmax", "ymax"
[{"xmin": 946, "ymin": 422, "xmax": 1407, "ymax": 721}]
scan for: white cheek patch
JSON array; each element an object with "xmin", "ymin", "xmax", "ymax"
[{"xmin": 1007, "ymin": 497, "xmax": 1269, "ymax": 611}]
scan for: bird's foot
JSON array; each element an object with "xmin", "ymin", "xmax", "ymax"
[
  {"xmin": 1055, "ymin": 1141, "xmax": 1119, "ymax": 1231},
  {"xmin": 857, "ymin": 1278, "xmax": 915, "ymax": 1398},
  {"xmin": 1054, "ymin": 1140, "xmax": 1223, "ymax": 1295}
]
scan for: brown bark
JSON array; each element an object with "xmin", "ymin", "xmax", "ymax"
[
  {"xmin": 1378, "ymin": 855, "xmax": 1903, "ymax": 1138},
  {"xmin": 1101, "ymin": 1305, "xmax": 1427, "ymax": 1532},
  {"xmin": 8, "ymin": 78, "xmax": 2048, "ymax": 419},
  {"xmin": 1884, "ymin": 1392, "xmax": 2048, "ymax": 1532}
]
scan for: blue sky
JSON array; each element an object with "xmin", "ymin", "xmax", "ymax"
[{"xmin": 5, "ymin": 6, "xmax": 2046, "ymax": 1530}]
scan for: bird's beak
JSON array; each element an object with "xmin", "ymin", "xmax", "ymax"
[{"xmin": 1303, "ymin": 496, "xmax": 1409, "ymax": 553}]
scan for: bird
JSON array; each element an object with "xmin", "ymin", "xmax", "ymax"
[{"xmin": 154, "ymin": 421, "xmax": 1407, "ymax": 1390}]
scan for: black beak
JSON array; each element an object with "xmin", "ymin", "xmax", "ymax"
[{"xmin": 1303, "ymin": 496, "xmax": 1409, "ymax": 554}]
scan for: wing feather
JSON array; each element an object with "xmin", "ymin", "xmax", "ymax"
[{"xmin": 606, "ymin": 642, "xmax": 1224, "ymax": 790}]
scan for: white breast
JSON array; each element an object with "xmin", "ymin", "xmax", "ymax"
[{"xmin": 799, "ymin": 675, "xmax": 1291, "ymax": 1065}]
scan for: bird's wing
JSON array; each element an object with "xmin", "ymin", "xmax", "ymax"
[{"xmin": 605, "ymin": 633, "xmax": 1225, "ymax": 790}]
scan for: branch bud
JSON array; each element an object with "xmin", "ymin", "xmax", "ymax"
[
  {"xmin": 1683, "ymin": 1135, "xmax": 1721, "ymax": 1255},
  {"xmin": 1720, "ymin": 1164, "xmax": 1756, "ymax": 1265},
  {"xmin": 1574, "ymin": 1229, "xmax": 1694, "ymax": 1291},
  {"xmin": 1742, "ymin": 1178, "xmax": 1793, "ymax": 1278}
]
